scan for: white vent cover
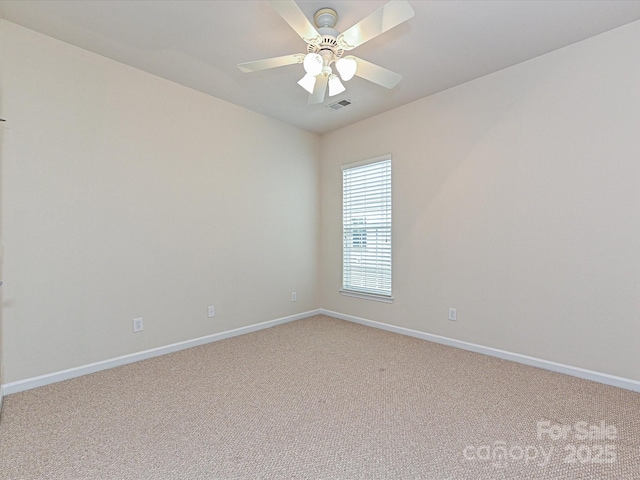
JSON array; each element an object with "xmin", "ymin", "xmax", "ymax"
[{"xmin": 326, "ymin": 99, "xmax": 352, "ymax": 110}]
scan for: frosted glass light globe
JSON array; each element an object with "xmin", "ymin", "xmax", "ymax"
[
  {"xmin": 336, "ymin": 56, "xmax": 357, "ymax": 81},
  {"xmin": 303, "ymin": 53, "xmax": 323, "ymax": 76}
]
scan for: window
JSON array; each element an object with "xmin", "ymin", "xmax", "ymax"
[{"xmin": 342, "ymin": 155, "xmax": 392, "ymax": 300}]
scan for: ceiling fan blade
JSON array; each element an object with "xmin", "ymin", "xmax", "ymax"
[
  {"xmin": 353, "ymin": 57, "xmax": 403, "ymax": 89},
  {"xmin": 337, "ymin": 0, "xmax": 415, "ymax": 50},
  {"xmin": 308, "ymin": 74, "xmax": 328, "ymax": 105},
  {"xmin": 238, "ymin": 54, "xmax": 305, "ymax": 73},
  {"xmin": 268, "ymin": 0, "xmax": 322, "ymax": 45}
]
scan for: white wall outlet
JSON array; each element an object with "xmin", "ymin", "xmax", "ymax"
[
  {"xmin": 208, "ymin": 306, "xmax": 215, "ymax": 318},
  {"xmin": 291, "ymin": 292, "xmax": 297, "ymax": 302},
  {"xmin": 448, "ymin": 308, "xmax": 457, "ymax": 321},
  {"xmin": 133, "ymin": 317, "xmax": 144, "ymax": 332}
]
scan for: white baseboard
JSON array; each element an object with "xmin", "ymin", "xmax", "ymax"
[
  {"xmin": 320, "ymin": 309, "xmax": 640, "ymax": 393},
  {"xmin": 2, "ymin": 309, "xmax": 322, "ymax": 396},
  {"xmin": 4, "ymin": 308, "xmax": 638, "ymax": 396}
]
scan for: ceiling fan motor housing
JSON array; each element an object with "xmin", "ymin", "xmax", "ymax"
[
  {"xmin": 307, "ymin": 8, "xmax": 343, "ymax": 68},
  {"xmin": 307, "ymin": 37, "xmax": 343, "ymax": 60}
]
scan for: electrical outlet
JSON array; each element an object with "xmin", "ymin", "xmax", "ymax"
[
  {"xmin": 133, "ymin": 317, "xmax": 144, "ymax": 332},
  {"xmin": 291, "ymin": 292, "xmax": 297, "ymax": 302},
  {"xmin": 208, "ymin": 306, "xmax": 215, "ymax": 318},
  {"xmin": 448, "ymin": 308, "xmax": 457, "ymax": 321}
]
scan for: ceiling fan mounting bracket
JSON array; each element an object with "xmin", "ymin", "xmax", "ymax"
[{"xmin": 314, "ymin": 8, "xmax": 338, "ymax": 29}]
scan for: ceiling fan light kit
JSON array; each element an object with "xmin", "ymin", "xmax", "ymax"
[
  {"xmin": 237, "ymin": 0, "xmax": 415, "ymax": 105},
  {"xmin": 297, "ymin": 73, "xmax": 317, "ymax": 94},
  {"xmin": 335, "ymin": 56, "xmax": 357, "ymax": 82},
  {"xmin": 328, "ymin": 74, "xmax": 346, "ymax": 96},
  {"xmin": 303, "ymin": 52, "xmax": 323, "ymax": 76}
]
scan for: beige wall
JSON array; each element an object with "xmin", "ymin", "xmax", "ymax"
[
  {"xmin": 2, "ymin": 17, "xmax": 639, "ymax": 387},
  {"xmin": 0, "ymin": 21, "xmax": 320, "ymax": 383},
  {"xmin": 320, "ymin": 21, "xmax": 640, "ymax": 381}
]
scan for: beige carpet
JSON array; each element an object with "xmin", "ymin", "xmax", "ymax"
[{"xmin": 0, "ymin": 315, "xmax": 638, "ymax": 479}]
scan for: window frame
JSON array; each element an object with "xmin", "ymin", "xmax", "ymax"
[{"xmin": 340, "ymin": 154, "xmax": 393, "ymax": 303}]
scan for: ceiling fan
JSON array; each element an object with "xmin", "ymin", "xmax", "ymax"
[{"xmin": 238, "ymin": 0, "xmax": 415, "ymax": 105}]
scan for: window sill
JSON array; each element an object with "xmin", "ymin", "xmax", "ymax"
[{"xmin": 340, "ymin": 290, "xmax": 394, "ymax": 303}]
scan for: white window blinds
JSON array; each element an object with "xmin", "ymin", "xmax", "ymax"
[{"xmin": 342, "ymin": 156, "xmax": 392, "ymax": 297}]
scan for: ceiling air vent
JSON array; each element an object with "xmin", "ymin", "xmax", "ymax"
[{"xmin": 326, "ymin": 99, "xmax": 351, "ymax": 110}]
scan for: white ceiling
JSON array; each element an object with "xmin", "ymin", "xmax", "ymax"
[{"xmin": 1, "ymin": 0, "xmax": 640, "ymax": 134}]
